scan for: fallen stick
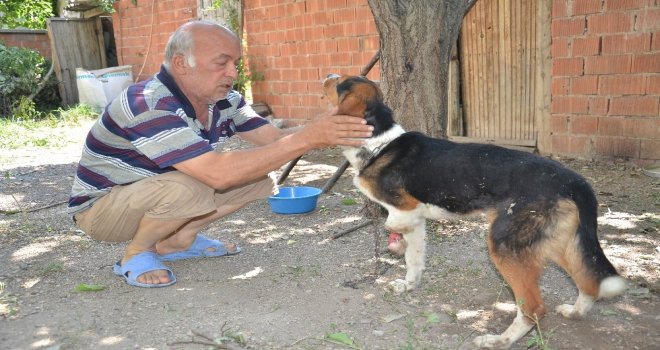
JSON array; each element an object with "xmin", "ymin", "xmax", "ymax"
[{"xmin": 330, "ymin": 219, "xmax": 374, "ymax": 240}]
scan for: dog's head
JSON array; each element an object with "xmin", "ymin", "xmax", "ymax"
[{"xmin": 322, "ymin": 74, "xmax": 395, "ymax": 136}]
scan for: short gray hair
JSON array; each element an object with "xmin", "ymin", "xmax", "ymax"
[
  {"xmin": 163, "ymin": 23, "xmax": 197, "ymax": 69},
  {"xmin": 163, "ymin": 20, "xmax": 237, "ymax": 70}
]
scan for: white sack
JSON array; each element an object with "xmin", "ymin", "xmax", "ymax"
[{"xmin": 76, "ymin": 65, "xmax": 133, "ymax": 112}]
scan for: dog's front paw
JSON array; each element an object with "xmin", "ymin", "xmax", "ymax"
[
  {"xmin": 387, "ymin": 279, "xmax": 417, "ymax": 294},
  {"xmin": 473, "ymin": 334, "xmax": 512, "ymax": 349}
]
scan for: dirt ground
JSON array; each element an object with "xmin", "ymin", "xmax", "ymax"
[{"xmin": 1, "ymin": 121, "xmax": 658, "ymax": 350}]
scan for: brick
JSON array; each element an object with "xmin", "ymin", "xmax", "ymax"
[
  {"xmin": 599, "ymin": 116, "xmax": 625, "ymax": 136},
  {"xmin": 333, "ymin": 7, "xmax": 357, "ymax": 23},
  {"xmin": 551, "ymin": 134, "xmax": 572, "ymax": 154},
  {"xmin": 326, "ymin": 0, "xmax": 348, "ymax": 10},
  {"xmin": 330, "ymin": 52, "xmax": 352, "ymax": 66},
  {"xmin": 610, "ymin": 96, "xmax": 659, "ymax": 116},
  {"xmin": 589, "ymin": 97, "xmax": 610, "ymax": 114},
  {"xmin": 552, "ymin": 95, "xmax": 590, "ymax": 113},
  {"xmin": 584, "ymin": 55, "xmax": 631, "ymax": 74},
  {"xmin": 631, "ymin": 52, "xmax": 660, "ymax": 73},
  {"xmin": 552, "ymin": 37, "xmax": 571, "ymax": 57},
  {"xmin": 622, "ymin": 117, "xmax": 660, "ymax": 138},
  {"xmin": 552, "ymin": 18, "xmax": 586, "ymax": 37},
  {"xmin": 573, "ymin": 0, "xmax": 602, "ymax": 15},
  {"xmin": 552, "ymin": 0, "xmax": 568, "ymax": 17},
  {"xmin": 636, "ymin": 8, "xmax": 660, "ymax": 31},
  {"xmin": 599, "ymin": 74, "xmax": 647, "ymax": 95},
  {"xmin": 553, "ymin": 57, "xmax": 584, "ymax": 76},
  {"xmin": 595, "ymin": 137, "xmax": 640, "ymax": 158},
  {"xmin": 653, "ymin": 31, "xmax": 660, "ymax": 51},
  {"xmin": 648, "ymin": 75, "xmax": 660, "ymax": 95},
  {"xmin": 325, "ymin": 23, "xmax": 345, "ymax": 37},
  {"xmin": 572, "ymin": 75, "xmax": 599, "ymax": 94},
  {"xmin": 552, "ymin": 77, "xmax": 571, "ymax": 95},
  {"xmin": 605, "ymin": 0, "xmax": 647, "ymax": 11},
  {"xmin": 356, "ymin": 6, "xmax": 374, "ymax": 20},
  {"xmin": 602, "ymin": 33, "xmax": 652, "ymax": 54},
  {"xmin": 550, "ymin": 114, "xmax": 569, "ymax": 133},
  {"xmin": 569, "ymin": 136, "xmax": 594, "ymax": 155},
  {"xmin": 573, "ymin": 36, "xmax": 601, "ymax": 56},
  {"xmin": 641, "ymin": 139, "xmax": 660, "ymax": 159},
  {"xmin": 587, "ymin": 12, "xmax": 633, "ymax": 34},
  {"xmin": 571, "ymin": 115, "xmax": 599, "ymax": 134}
]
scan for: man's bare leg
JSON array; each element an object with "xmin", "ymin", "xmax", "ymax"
[{"xmin": 122, "ymin": 202, "xmax": 246, "ymax": 285}]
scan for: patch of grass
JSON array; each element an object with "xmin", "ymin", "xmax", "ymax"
[
  {"xmin": 341, "ymin": 198, "xmax": 358, "ymax": 205},
  {"xmin": 283, "ymin": 265, "xmax": 305, "ymax": 278},
  {"xmin": 0, "ymin": 104, "xmax": 97, "ymax": 149},
  {"xmin": 37, "ymin": 262, "xmax": 64, "ymax": 276},
  {"xmin": 0, "ymin": 282, "xmax": 19, "ymax": 318}
]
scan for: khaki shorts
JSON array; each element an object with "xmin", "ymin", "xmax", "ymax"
[{"xmin": 74, "ymin": 171, "xmax": 275, "ymax": 242}]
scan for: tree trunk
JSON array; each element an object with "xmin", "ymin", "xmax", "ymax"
[{"xmin": 367, "ymin": 0, "xmax": 476, "ymax": 138}]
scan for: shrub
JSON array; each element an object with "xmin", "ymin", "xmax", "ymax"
[{"xmin": 0, "ymin": 41, "xmax": 60, "ymax": 119}]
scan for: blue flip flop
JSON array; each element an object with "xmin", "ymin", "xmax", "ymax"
[
  {"xmin": 113, "ymin": 251, "xmax": 177, "ymax": 288},
  {"xmin": 157, "ymin": 234, "xmax": 241, "ymax": 262}
]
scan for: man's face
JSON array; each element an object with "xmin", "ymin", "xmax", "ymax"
[{"xmin": 182, "ymin": 29, "xmax": 241, "ymax": 104}]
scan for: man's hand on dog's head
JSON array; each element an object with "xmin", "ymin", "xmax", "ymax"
[{"xmin": 300, "ymin": 108, "xmax": 373, "ymax": 148}]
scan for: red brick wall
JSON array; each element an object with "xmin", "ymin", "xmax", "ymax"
[
  {"xmin": 243, "ymin": 0, "xmax": 379, "ymax": 119},
  {"xmin": 550, "ymin": 0, "xmax": 659, "ymax": 163},
  {"xmin": 109, "ymin": 0, "xmax": 658, "ymax": 163},
  {"xmin": 111, "ymin": 0, "xmax": 198, "ymax": 82},
  {"xmin": 0, "ymin": 30, "xmax": 51, "ymax": 58}
]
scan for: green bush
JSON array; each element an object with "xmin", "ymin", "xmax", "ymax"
[{"xmin": 0, "ymin": 41, "xmax": 60, "ymax": 119}]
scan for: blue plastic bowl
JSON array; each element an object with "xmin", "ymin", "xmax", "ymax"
[{"xmin": 267, "ymin": 186, "xmax": 322, "ymax": 214}]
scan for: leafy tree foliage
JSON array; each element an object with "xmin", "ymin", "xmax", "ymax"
[{"xmin": 0, "ymin": 0, "xmax": 56, "ymax": 29}]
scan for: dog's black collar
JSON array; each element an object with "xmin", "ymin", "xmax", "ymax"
[{"xmin": 357, "ymin": 143, "xmax": 385, "ymax": 173}]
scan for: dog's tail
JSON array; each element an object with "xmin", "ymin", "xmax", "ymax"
[{"xmin": 571, "ymin": 180, "xmax": 626, "ymax": 299}]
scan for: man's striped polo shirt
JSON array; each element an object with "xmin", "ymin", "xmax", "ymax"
[{"xmin": 68, "ymin": 65, "xmax": 268, "ymax": 214}]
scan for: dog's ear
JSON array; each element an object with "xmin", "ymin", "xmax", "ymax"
[
  {"xmin": 335, "ymin": 77, "xmax": 383, "ymax": 117},
  {"xmin": 336, "ymin": 93, "xmax": 368, "ymax": 117}
]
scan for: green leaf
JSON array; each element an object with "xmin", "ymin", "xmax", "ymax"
[
  {"xmin": 325, "ymin": 332, "xmax": 354, "ymax": 346},
  {"xmin": 73, "ymin": 283, "xmax": 106, "ymax": 292}
]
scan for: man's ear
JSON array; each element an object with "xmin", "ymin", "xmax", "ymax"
[{"xmin": 171, "ymin": 54, "xmax": 188, "ymax": 74}]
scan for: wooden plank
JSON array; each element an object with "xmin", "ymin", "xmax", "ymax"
[
  {"xmin": 447, "ymin": 43, "xmax": 463, "ymax": 136},
  {"xmin": 47, "ymin": 17, "xmax": 107, "ymax": 105},
  {"xmin": 449, "ymin": 136, "xmax": 537, "ymax": 148},
  {"xmin": 536, "ymin": 0, "xmax": 552, "ymax": 153}
]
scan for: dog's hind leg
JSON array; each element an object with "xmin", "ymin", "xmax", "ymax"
[
  {"xmin": 474, "ymin": 246, "xmax": 545, "ymax": 348},
  {"xmin": 545, "ymin": 200, "xmax": 626, "ymax": 319}
]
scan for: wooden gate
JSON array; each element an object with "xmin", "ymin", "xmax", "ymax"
[
  {"xmin": 449, "ymin": 0, "xmax": 551, "ymax": 150},
  {"xmin": 47, "ymin": 17, "xmax": 107, "ymax": 106}
]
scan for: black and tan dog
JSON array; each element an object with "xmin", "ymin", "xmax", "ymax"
[{"xmin": 322, "ymin": 74, "xmax": 626, "ymax": 349}]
